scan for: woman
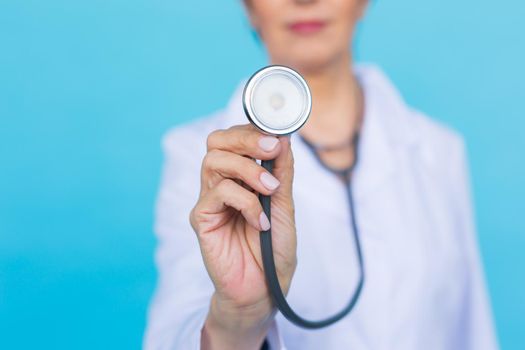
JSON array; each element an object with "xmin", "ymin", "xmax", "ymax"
[{"xmin": 144, "ymin": 0, "xmax": 498, "ymax": 349}]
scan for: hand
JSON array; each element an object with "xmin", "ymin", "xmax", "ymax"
[{"xmin": 190, "ymin": 124, "xmax": 297, "ymax": 347}]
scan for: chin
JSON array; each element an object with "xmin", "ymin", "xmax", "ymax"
[
  {"xmin": 273, "ymin": 48, "xmax": 344, "ymax": 75},
  {"xmin": 270, "ymin": 40, "xmax": 349, "ymax": 74}
]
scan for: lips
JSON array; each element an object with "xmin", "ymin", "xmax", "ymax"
[{"xmin": 289, "ymin": 20, "xmax": 326, "ymax": 35}]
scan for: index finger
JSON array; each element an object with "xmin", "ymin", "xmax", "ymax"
[{"xmin": 206, "ymin": 124, "xmax": 282, "ymax": 160}]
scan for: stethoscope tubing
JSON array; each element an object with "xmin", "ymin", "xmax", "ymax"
[{"xmin": 259, "ymin": 134, "xmax": 365, "ymax": 329}]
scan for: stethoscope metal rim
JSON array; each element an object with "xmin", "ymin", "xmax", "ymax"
[{"xmin": 242, "ymin": 65, "xmax": 312, "ymax": 136}]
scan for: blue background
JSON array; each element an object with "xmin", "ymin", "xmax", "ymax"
[{"xmin": 1, "ymin": 0, "xmax": 523, "ymax": 349}]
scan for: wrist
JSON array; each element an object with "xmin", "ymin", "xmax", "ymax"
[
  {"xmin": 201, "ymin": 293, "xmax": 276, "ymax": 350},
  {"xmin": 211, "ymin": 292, "xmax": 276, "ymax": 330}
]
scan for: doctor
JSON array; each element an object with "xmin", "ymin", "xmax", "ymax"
[{"xmin": 144, "ymin": 0, "xmax": 498, "ymax": 349}]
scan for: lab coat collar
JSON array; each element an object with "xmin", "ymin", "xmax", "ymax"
[{"xmin": 221, "ymin": 64, "xmax": 420, "ymax": 199}]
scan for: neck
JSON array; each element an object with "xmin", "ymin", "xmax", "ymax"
[{"xmin": 295, "ymin": 52, "xmax": 363, "ymax": 146}]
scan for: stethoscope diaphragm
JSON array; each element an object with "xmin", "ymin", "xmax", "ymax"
[{"xmin": 243, "ymin": 65, "xmax": 312, "ymax": 135}]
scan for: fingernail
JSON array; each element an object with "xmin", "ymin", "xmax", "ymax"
[
  {"xmin": 260, "ymin": 172, "xmax": 280, "ymax": 190},
  {"xmin": 259, "ymin": 136, "xmax": 279, "ymax": 152},
  {"xmin": 260, "ymin": 212, "xmax": 271, "ymax": 231}
]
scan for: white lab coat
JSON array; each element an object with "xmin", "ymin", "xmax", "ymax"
[{"xmin": 143, "ymin": 64, "xmax": 498, "ymax": 350}]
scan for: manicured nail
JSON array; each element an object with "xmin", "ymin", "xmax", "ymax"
[
  {"xmin": 260, "ymin": 212, "xmax": 271, "ymax": 231},
  {"xmin": 259, "ymin": 136, "xmax": 279, "ymax": 152},
  {"xmin": 260, "ymin": 172, "xmax": 280, "ymax": 190}
]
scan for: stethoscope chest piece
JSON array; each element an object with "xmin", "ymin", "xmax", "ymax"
[{"xmin": 243, "ymin": 65, "xmax": 312, "ymax": 136}]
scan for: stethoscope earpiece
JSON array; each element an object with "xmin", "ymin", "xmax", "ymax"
[{"xmin": 243, "ymin": 65, "xmax": 312, "ymax": 136}]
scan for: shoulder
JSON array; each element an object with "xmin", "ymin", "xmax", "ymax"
[
  {"xmin": 162, "ymin": 110, "xmax": 225, "ymax": 150},
  {"xmin": 161, "ymin": 80, "xmax": 246, "ymax": 159},
  {"xmin": 409, "ymin": 107, "xmax": 467, "ymax": 163},
  {"xmin": 161, "ymin": 110, "xmax": 227, "ymax": 162},
  {"xmin": 401, "ymin": 105, "xmax": 470, "ymax": 206}
]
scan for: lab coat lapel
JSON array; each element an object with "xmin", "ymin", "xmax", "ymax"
[
  {"xmin": 353, "ymin": 65, "xmax": 419, "ymax": 202},
  {"xmin": 353, "ymin": 89, "xmax": 395, "ymax": 201}
]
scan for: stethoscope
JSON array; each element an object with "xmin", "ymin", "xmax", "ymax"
[{"xmin": 242, "ymin": 65, "xmax": 365, "ymax": 329}]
